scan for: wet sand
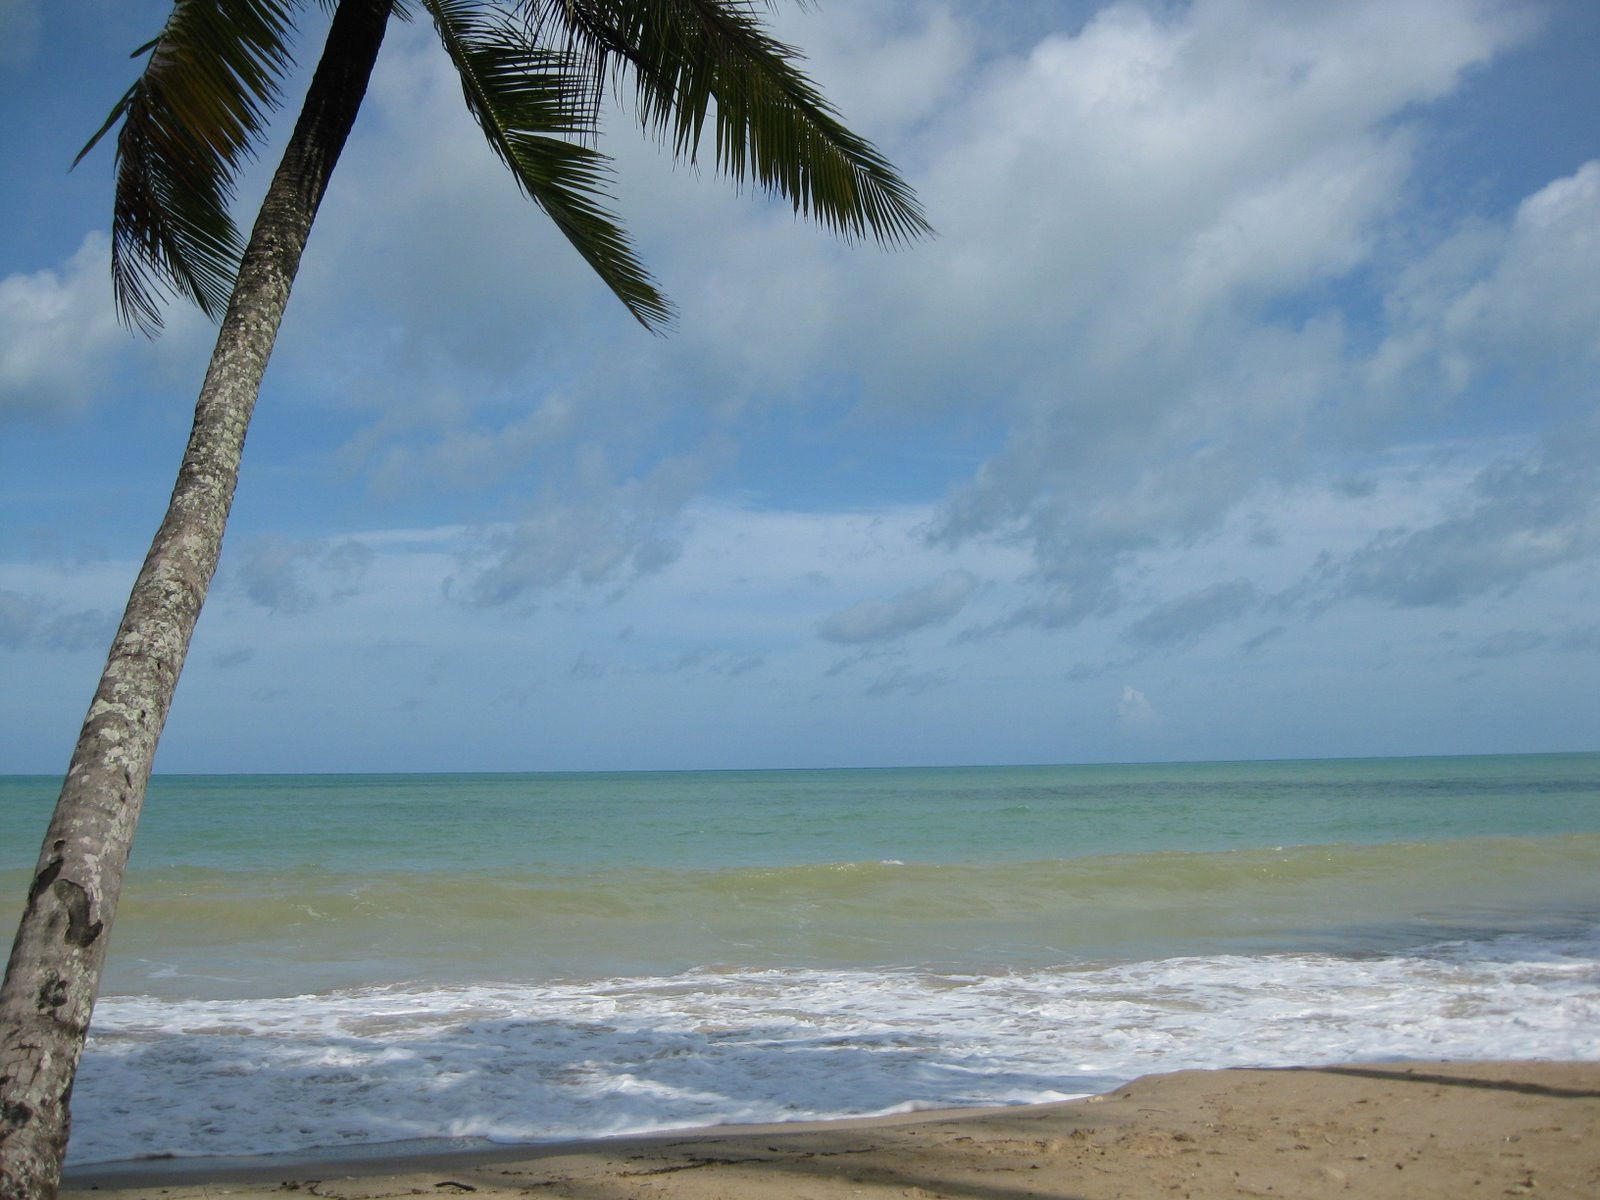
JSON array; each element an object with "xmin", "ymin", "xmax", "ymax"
[{"xmin": 64, "ymin": 1060, "xmax": 1600, "ymax": 1200}]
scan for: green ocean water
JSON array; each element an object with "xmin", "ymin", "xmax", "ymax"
[{"xmin": 4, "ymin": 753, "xmax": 1599, "ymax": 996}]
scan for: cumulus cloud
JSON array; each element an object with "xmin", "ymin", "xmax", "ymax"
[
  {"xmin": 231, "ymin": 536, "xmax": 375, "ymax": 614},
  {"xmin": 1372, "ymin": 159, "xmax": 1600, "ymax": 402},
  {"xmin": 988, "ymin": 579, "xmax": 1122, "ymax": 635},
  {"xmin": 1117, "ymin": 685, "xmax": 1161, "ymax": 729},
  {"xmin": 766, "ymin": 5, "xmax": 973, "ymax": 143},
  {"xmin": 898, "ymin": 0, "xmax": 1515, "ymax": 373},
  {"xmin": 0, "ymin": 234, "xmax": 125, "ymax": 419},
  {"xmin": 817, "ymin": 570, "xmax": 977, "ymax": 644},
  {"xmin": 1124, "ymin": 580, "xmax": 1258, "ymax": 649},
  {"xmin": 288, "ymin": 23, "xmax": 621, "ymax": 376},
  {"xmin": 1476, "ymin": 161, "xmax": 1600, "ymax": 361},
  {"xmin": 349, "ymin": 391, "xmax": 579, "ymax": 496},
  {"xmin": 450, "ymin": 446, "xmax": 719, "ymax": 609},
  {"xmin": 902, "ymin": 0, "xmax": 1533, "ymax": 629},
  {"xmin": 248, "ymin": 0, "xmax": 1549, "ymax": 642},
  {"xmin": 0, "ymin": 588, "xmax": 113, "ymax": 653},
  {"xmin": 1330, "ymin": 423, "xmax": 1600, "ymax": 607}
]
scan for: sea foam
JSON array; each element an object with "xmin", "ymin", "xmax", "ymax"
[{"xmin": 68, "ymin": 923, "xmax": 1600, "ymax": 1166}]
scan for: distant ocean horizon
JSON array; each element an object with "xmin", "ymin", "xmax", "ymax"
[{"xmin": 3, "ymin": 752, "xmax": 1598, "ymax": 1168}]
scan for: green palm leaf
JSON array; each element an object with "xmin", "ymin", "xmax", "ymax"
[
  {"xmin": 424, "ymin": 0, "xmax": 674, "ymax": 328},
  {"xmin": 78, "ymin": 0, "xmax": 303, "ymax": 334},
  {"xmin": 522, "ymin": 0, "xmax": 931, "ymax": 246}
]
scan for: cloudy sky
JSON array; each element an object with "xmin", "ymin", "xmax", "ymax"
[{"xmin": 2, "ymin": 0, "xmax": 1597, "ymax": 774}]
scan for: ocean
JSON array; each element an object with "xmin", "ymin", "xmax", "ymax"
[{"xmin": 2, "ymin": 754, "xmax": 1598, "ymax": 1167}]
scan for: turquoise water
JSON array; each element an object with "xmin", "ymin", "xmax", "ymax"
[
  {"xmin": 5, "ymin": 754, "xmax": 1599, "ymax": 994},
  {"xmin": 11, "ymin": 754, "xmax": 1600, "ymax": 876},
  {"xmin": 2, "ymin": 754, "xmax": 1598, "ymax": 1166}
]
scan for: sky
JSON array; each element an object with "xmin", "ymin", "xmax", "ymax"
[{"xmin": 1, "ymin": 0, "xmax": 1597, "ymax": 774}]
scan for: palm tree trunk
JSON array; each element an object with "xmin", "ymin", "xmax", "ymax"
[{"xmin": 0, "ymin": 3, "xmax": 392, "ymax": 1195}]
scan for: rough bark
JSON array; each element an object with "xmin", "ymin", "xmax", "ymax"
[{"xmin": 0, "ymin": 4, "xmax": 393, "ymax": 1196}]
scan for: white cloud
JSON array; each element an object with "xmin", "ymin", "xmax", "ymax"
[
  {"xmin": 1471, "ymin": 161, "xmax": 1600, "ymax": 363},
  {"xmin": 290, "ymin": 23, "xmax": 619, "ymax": 371},
  {"xmin": 1375, "ymin": 159, "xmax": 1600, "ymax": 403},
  {"xmin": 0, "ymin": 234, "xmax": 124, "ymax": 418},
  {"xmin": 446, "ymin": 445, "xmax": 726, "ymax": 609},
  {"xmin": 1117, "ymin": 684, "xmax": 1161, "ymax": 729},
  {"xmin": 766, "ymin": 5, "xmax": 974, "ymax": 142},
  {"xmin": 351, "ymin": 391, "xmax": 579, "ymax": 497},
  {"xmin": 875, "ymin": 0, "xmax": 1550, "ymax": 632},
  {"xmin": 887, "ymin": 0, "xmax": 1518, "ymax": 348},
  {"xmin": 1328, "ymin": 420, "xmax": 1600, "ymax": 607},
  {"xmin": 254, "ymin": 0, "xmax": 1540, "ymax": 638}
]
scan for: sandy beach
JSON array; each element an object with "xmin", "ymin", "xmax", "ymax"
[{"xmin": 63, "ymin": 1060, "xmax": 1600, "ymax": 1200}]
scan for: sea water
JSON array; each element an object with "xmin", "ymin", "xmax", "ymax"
[{"xmin": 2, "ymin": 755, "xmax": 1598, "ymax": 1166}]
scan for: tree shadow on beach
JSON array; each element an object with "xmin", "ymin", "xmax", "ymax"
[{"xmin": 1292, "ymin": 1064, "xmax": 1600, "ymax": 1100}]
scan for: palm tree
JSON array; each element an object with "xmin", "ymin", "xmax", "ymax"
[{"xmin": 0, "ymin": 2, "xmax": 928, "ymax": 1194}]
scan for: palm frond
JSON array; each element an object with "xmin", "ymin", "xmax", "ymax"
[
  {"xmin": 424, "ymin": 0, "xmax": 673, "ymax": 329},
  {"xmin": 77, "ymin": 0, "xmax": 304, "ymax": 334},
  {"xmin": 521, "ymin": 0, "xmax": 931, "ymax": 247}
]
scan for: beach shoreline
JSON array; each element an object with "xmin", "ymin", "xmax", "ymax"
[{"xmin": 63, "ymin": 1059, "xmax": 1600, "ymax": 1199}]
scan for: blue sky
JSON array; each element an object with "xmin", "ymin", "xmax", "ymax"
[{"xmin": 2, "ymin": 0, "xmax": 1597, "ymax": 773}]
